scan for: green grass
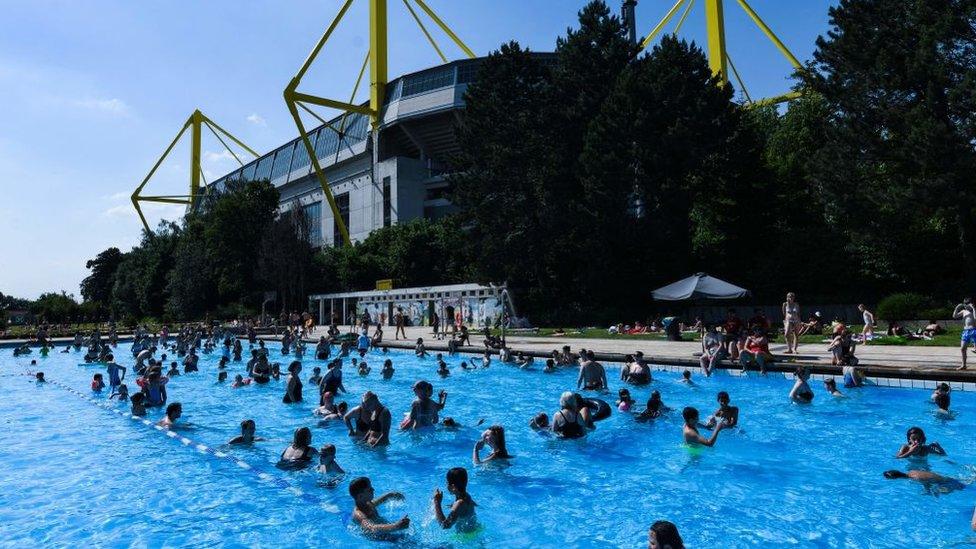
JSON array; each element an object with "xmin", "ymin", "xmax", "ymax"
[{"xmin": 493, "ymin": 326, "xmax": 963, "ymax": 347}]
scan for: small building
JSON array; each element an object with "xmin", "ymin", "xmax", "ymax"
[{"xmin": 309, "ymin": 283, "xmax": 510, "ymax": 329}]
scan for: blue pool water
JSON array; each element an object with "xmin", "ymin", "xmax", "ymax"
[{"xmin": 2, "ymin": 344, "xmax": 975, "ymax": 547}]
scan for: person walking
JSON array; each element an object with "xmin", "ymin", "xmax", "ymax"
[
  {"xmin": 955, "ymin": 297, "xmax": 976, "ymax": 370},
  {"xmin": 782, "ymin": 292, "xmax": 800, "ymax": 354},
  {"xmin": 394, "ymin": 307, "xmax": 406, "ymax": 340},
  {"xmin": 858, "ymin": 304, "xmax": 875, "ymax": 342}
]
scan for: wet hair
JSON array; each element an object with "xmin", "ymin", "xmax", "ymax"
[
  {"xmin": 650, "ymin": 520, "xmax": 684, "ymax": 548},
  {"xmin": 906, "ymin": 426, "xmax": 926, "ymax": 443},
  {"xmin": 824, "ymin": 378, "xmax": 837, "ymax": 388},
  {"xmin": 313, "ymin": 366, "xmax": 321, "ymax": 373},
  {"xmin": 320, "ymin": 443, "xmax": 336, "ymax": 456},
  {"xmin": 35, "ymin": 372, "xmax": 45, "ymax": 381},
  {"xmin": 447, "ymin": 467, "xmax": 468, "ymax": 492},
  {"xmin": 532, "ymin": 412, "xmax": 549, "ymax": 428},
  {"xmin": 586, "ymin": 350, "xmax": 595, "ymax": 360},
  {"xmin": 337, "ymin": 401, "xmax": 349, "ymax": 414},
  {"xmin": 165, "ymin": 402, "xmax": 182, "ymax": 419},
  {"xmin": 682, "ymin": 370, "xmax": 691, "ymax": 379},
  {"xmin": 130, "ymin": 393, "xmax": 145, "ymax": 404},
  {"xmin": 717, "ymin": 391, "xmax": 730, "ymax": 403},
  {"xmin": 647, "ymin": 391, "xmax": 663, "ymax": 412},
  {"xmin": 93, "ymin": 373, "xmax": 103, "ymax": 380},
  {"xmin": 293, "ymin": 426, "xmax": 312, "ymax": 448},
  {"xmin": 883, "ymin": 470, "xmax": 908, "ymax": 479},
  {"xmin": 349, "ymin": 476, "xmax": 371, "ymax": 499},
  {"xmin": 682, "ymin": 406, "xmax": 699, "ymax": 423},
  {"xmin": 241, "ymin": 419, "xmax": 255, "ymax": 430},
  {"xmin": 106, "ymin": 353, "xmax": 114, "ymax": 361},
  {"xmin": 936, "ymin": 383, "xmax": 950, "ymax": 393},
  {"xmin": 487, "ymin": 425, "xmax": 509, "ymax": 457},
  {"xmin": 934, "ymin": 392, "xmax": 950, "ymax": 411},
  {"xmin": 442, "ymin": 417, "xmax": 458, "ymax": 427},
  {"xmin": 218, "ymin": 371, "xmax": 228, "ymax": 382},
  {"xmin": 288, "ymin": 360, "xmax": 301, "ymax": 374}
]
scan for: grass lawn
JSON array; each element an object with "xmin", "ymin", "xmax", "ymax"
[{"xmin": 493, "ymin": 326, "xmax": 962, "ymax": 347}]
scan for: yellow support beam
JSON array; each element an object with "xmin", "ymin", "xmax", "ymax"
[
  {"xmin": 704, "ymin": 0, "xmax": 728, "ymax": 85},
  {"xmin": 402, "ymin": 0, "xmax": 448, "ymax": 64},
  {"xmin": 639, "ymin": 0, "xmax": 687, "ymax": 50},
  {"xmin": 132, "ymin": 110, "xmax": 259, "ymax": 234},
  {"xmin": 369, "ymin": 0, "xmax": 389, "ymax": 127},
  {"xmin": 411, "ymin": 0, "xmax": 476, "ymax": 59},
  {"xmin": 736, "ymin": 0, "xmax": 802, "ymax": 69}
]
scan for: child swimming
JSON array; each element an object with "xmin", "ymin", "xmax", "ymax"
[
  {"xmin": 34, "ymin": 372, "xmax": 45, "ymax": 383},
  {"xmin": 349, "ymin": 477, "xmax": 410, "ymax": 535},
  {"xmin": 130, "ymin": 393, "xmax": 146, "ymax": 416},
  {"xmin": 91, "ymin": 373, "xmax": 105, "ymax": 392},
  {"xmin": 617, "ymin": 388, "xmax": 635, "ymax": 412},
  {"xmin": 228, "ymin": 419, "xmax": 264, "ymax": 445},
  {"xmin": 433, "ymin": 467, "xmax": 478, "ymax": 532},
  {"xmin": 896, "ymin": 427, "xmax": 947, "ymax": 458},
  {"xmin": 316, "ymin": 444, "xmax": 345, "ymax": 474},
  {"xmin": 232, "ymin": 374, "xmax": 251, "ymax": 388}
]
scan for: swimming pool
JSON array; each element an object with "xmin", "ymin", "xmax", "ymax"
[{"xmin": 2, "ymin": 344, "xmax": 975, "ymax": 547}]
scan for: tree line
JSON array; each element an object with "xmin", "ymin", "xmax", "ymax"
[{"xmin": 62, "ymin": 0, "xmax": 976, "ymax": 326}]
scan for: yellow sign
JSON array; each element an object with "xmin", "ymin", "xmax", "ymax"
[{"xmin": 376, "ymin": 279, "xmax": 393, "ymax": 290}]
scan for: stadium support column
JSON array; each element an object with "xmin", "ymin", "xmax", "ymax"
[
  {"xmin": 622, "ymin": 0, "xmax": 638, "ymax": 46},
  {"xmin": 369, "ymin": 0, "xmax": 388, "ymax": 129},
  {"xmin": 704, "ymin": 0, "xmax": 728, "ymax": 86}
]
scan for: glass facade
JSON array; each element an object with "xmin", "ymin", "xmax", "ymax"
[
  {"xmin": 401, "ymin": 65, "xmax": 455, "ymax": 97},
  {"xmin": 334, "ymin": 192, "xmax": 350, "ymax": 246},
  {"xmin": 382, "ymin": 176, "xmax": 392, "ymax": 227},
  {"xmin": 253, "ymin": 155, "xmax": 274, "ymax": 181},
  {"xmin": 303, "ymin": 201, "xmax": 322, "ymax": 246},
  {"xmin": 270, "ymin": 143, "xmax": 294, "ymax": 181},
  {"xmin": 456, "ymin": 61, "xmax": 482, "ymax": 84},
  {"xmin": 315, "ymin": 127, "xmax": 340, "ymax": 160},
  {"xmin": 241, "ymin": 162, "xmax": 257, "ymax": 182},
  {"xmin": 289, "ymin": 133, "xmax": 316, "ymax": 177}
]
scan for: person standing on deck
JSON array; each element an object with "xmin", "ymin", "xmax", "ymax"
[
  {"xmin": 782, "ymin": 292, "xmax": 801, "ymax": 354},
  {"xmin": 858, "ymin": 304, "xmax": 875, "ymax": 342},
  {"xmin": 955, "ymin": 297, "xmax": 976, "ymax": 370}
]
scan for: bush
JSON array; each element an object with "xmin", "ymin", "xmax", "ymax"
[
  {"xmin": 917, "ymin": 306, "xmax": 953, "ymax": 321},
  {"xmin": 876, "ymin": 293, "xmax": 931, "ymax": 321}
]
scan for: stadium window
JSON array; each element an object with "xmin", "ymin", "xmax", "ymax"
[
  {"xmin": 303, "ymin": 202, "xmax": 322, "ymax": 246},
  {"xmin": 333, "ymin": 192, "xmax": 350, "ymax": 246},
  {"xmin": 383, "ymin": 176, "xmax": 392, "ymax": 227}
]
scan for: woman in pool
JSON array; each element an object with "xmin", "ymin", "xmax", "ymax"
[
  {"xmin": 251, "ymin": 355, "xmax": 272, "ymax": 385},
  {"xmin": 402, "ymin": 381, "xmax": 447, "ymax": 430},
  {"xmin": 823, "ymin": 378, "xmax": 844, "ymax": 397},
  {"xmin": 621, "ymin": 354, "xmax": 652, "ymax": 385},
  {"xmin": 552, "ymin": 391, "xmax": 587, "ymax": 439},
  {"xmin": 473, "ymin": 425, "xmax": 512, "ymax": 464},
  {"xmin": 283, "ymin": 361, "xmax": 303, "ymax": 403},
  {"xmin": 896, "ymin": 427, "xmax": 947, "ymax": 458},
  {"xmin": 648, "ymin": 520, "xmax": 684, "ymax": 549},
  {"xmin": 381, "ymin": 359, "xmax": 395, "ymax": 379},
  {"xmin": 789, "ymin": 367, "xmax": 814, "ymax": 403},
  {"xmin": 320, "ymin": 360, "xmax": 347, "ymax": 395},
  {"xmin": 415, "ymin": 338, "xmax": 428, "ymax": 358},
  {"xmin": 278, "ymin": 426, "xmax": 317, "ymax": 469},
  {"xmin": 344, "ymin": 391, "xmax": 392, "ymax": 447},
  {"xmin": 228, "ymin": 419, "xmax": 264, "ymax": 445}
]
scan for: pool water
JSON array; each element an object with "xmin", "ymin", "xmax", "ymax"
[{"xmin": 2, "ymin": 344, "xmax": 975, "ymax": 547}]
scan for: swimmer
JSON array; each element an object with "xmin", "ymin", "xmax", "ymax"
[
  {"xmin": 415, "ymin": 338, "xmax": 428, "ymax": 358},
  {"xmin": 931, "ymin": 382, "xmax": 951, "ymax": 402},
  {"xmin": 441, "ymin": 417, "xmax": 461, "ymax": 429},
  {"xmin": 529, "ymin": 412, "xmax": 549, "ymax": 430},
  {"xmin": 617, "ymin": 388, "xmax": 635, "ymax": 412},
  {"xmin": 515, "ymin": 352, "xmax": 534, "ymax": 369},
  {"xmin": 896, "ymin": 427, "xmax": 947, "ymax": 458},
  {"xmin": 105, "ymin": 354, "xmax": 126, "ymax": 392},
  {"xmin": 111, "ymin": 383, "xmax": 129, "ymax": 401},
  {"xmin": 308, "ymin": 367, "xmax": 323, "ymax": 387},
  {"xmin": 704, "ymin": 391, "xmax": 739, "ymax": 428},
  {"xmin": 320, "ymin": 360, "xmax": 347, "ymax": 395},
  {"xmin": 167, "ymin": 362, "xmax": 180, "ymax": 377},
  {"xmin": 552, "ymin": 391, "xmax": 587, "ymax": 438},
  {"xmin": 481, "ymin": 351, "xmax": 491, "ymax": 368},
  {"xmin": 842, "ymin": 364, "xmax": 865, "ymax": 388},
  {"xmin": 403, "ymin": 381, "xmax": 447, "ymax": 429},
  {"xmin": 278, "ymin": 427, "xmax": 318, "ymax": 468},
  {"xmin": 316, "ymin": 444, "xmax": 345, "ymax": 474},
  {"xmin": 349, "ymin": 477, "xmax": 410, "ymax": 535},
  {"xmin": 283, "ymin": 361, "xmax": 303, "ymax": 404},
  {"xmin": 883, "ymin": 469, "xmax": 966, "ymax": 494},
  {"xmin": 381, "ymin": 359, "xmax": 395, "ymax": 380},
  {"xmin": 649, "ymin": 520, "xmax": 684, "ymax": 549},
  {"xmin": 91, "ymin": 373, "xmax": 105, "ymax": 392},
  {"xmin": 130, "ymin": 393, "xmax": 146, "ymax": 416},
  {"xmin": 35, "ymin": 372, "xmax": 46, "ymax": 383},
  {"xmin": 228, "ymin": 419, "xmax": 264, "ymax": 445},
  {"xmin": 344, "ymin": 391, "xmax": 392, "ymax": 447},
  {"xmin": 437, "ymin": 357, "xmax": 450, "ymax": 377},
  {"xmin": 217, "ymin": 371, "xmax": 228, "ymax": 383},
  {"xmin": 635, "ymin": 394, "xmax": 665, "ymax": 422},
  {"xmin": 789, "ymin": 367, "xmax": 814, "ymax": 403},
  {"xmin": 358, "ymin": 361, "xmax": 371, "ymax": 377},
  {"xmin": 679, "ymin": 370, "xmax": 695, "ymax": 386},
  {"xmin": 934, "ymin": 391, "xmax": 951, "ymax": 414},
  {"xmin": 824, "ymin": 378, "xmax": 844, "ymax": 397},
  {"xmin": 621, "ymin": 353, "xmax": 652, "ymax": 385},
  {"xmin": 231, "ymin": 374, "xmax": 251, "ymax": 388},
  {"xmin": 473, "ymin": 425, "xmax": 512, "ymax": 464},
  {"xmin": 433, "ymin": 467, "xmax": 478, "ymax": 532},
  {"xmin": 543, "ymin": 359, "xmax": 556, "ymax": 373},
  {"xmin": 319, "ymin": 401, "xmax": 349, "ymax": 423},
  {"xmin": 157, "ymin": 402, "xmax": 182, "ymax": 428},
  {"xmin": 682, "ymin": 406, "xmax": 726, "ymax": 447},
  {"xmin": 577, "ymin": 351, "xmax": 608, "ymax": 390}
]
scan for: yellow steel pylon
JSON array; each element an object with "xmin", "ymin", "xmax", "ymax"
[
  {"xmin": 283, "ymin": 0, "xmax": 474, "ymax": 246},
  {"xmin": 639, "ymin": 0, "xmax": 803, "ymax": 106},
  {"xmin": 131, "ymin": 109, "xmax": 259, "ymax": 234}
]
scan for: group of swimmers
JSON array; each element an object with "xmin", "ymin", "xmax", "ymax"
[{"xmin": 10, "ymin": 324, "xmax": 972, "ymax": 540}]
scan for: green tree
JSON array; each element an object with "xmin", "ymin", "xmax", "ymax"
[
  {"xmin": 165, "ymin": 220, "xmax": 215, "ymax": 319},
  {"xmin": 31, "ymin": 292, "xmax": 79, "ymax": 323},
  {"xmin": 259, "ymin": 202, "xmax": 317, "ymax": 312},
  {"xmin": 802, "ymin": 0, "xmax": 976, "ymax": 292},
  {"xmin": 111, "ymin": 222, "xmax": 180, "ymax": 320},
  {"xmin": 81, "ymin": 247, "xmax": 124, "ymax": 308}
]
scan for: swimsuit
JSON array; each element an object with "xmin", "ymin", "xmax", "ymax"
[
  {"xmin": 283, "ymin": 377, "xmax": 303, "ymax": 403},
  {"xmin": 553, "ymin": 410, "xmax": 586, "ymax": 439}
]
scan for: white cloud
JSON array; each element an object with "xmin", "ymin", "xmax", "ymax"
[
  {"xmin": 203, "ymin": 149, "xmax": 236, "ymax": 163},
  {"xmin": 246, "ymin": 113, "xmax": 266, "ymax": 126},
  {"xmin": 72, "ymin": 97, "xmax": 131, "ymax": 116}
]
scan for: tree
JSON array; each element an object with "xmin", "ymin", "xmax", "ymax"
[
  {"xmin": 802, "ymin": 0, "xmax": 976, "ymax": 292},
  {"xmin": 81, "ymin": 247, "xmax": 124, "ymax": 308},
  {"xmin": 259, "ymin": 202, "xmax": 317, "ymax": 312},
  {"xmin": 111, "ymin": 221, "xmax": 180, "ymax": 320},
  {"xmin": 165, "ymin": 220, "xmax": 215, "ymax": 319},
  {"xmin": 30, "ymin": 292, "xmax": 79, "ymax": 323}
]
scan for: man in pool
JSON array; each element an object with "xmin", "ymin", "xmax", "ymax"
[
  {"xmin": 157, "ymin": 402, "xmax": 182, "ymax": 428},
  {"xmin": 349, "ymin": 477, "xmax": 410, "ymax": 535},
  {"xmin": 682, "ymin": 407, "xmax": 726, "ymax": 447},
  {"xmin": 228, "ymin": 419, "xmax": 264, "ymax": 445},
  {"xmin": 883, "ymin": 469, "xmax": 966, "ymax": 494},
  {"xmin": 433, "ymin": 467, "xmax": 477, "ymax": 532},
  {"xmin": 577, "ymin": 351, "xmax": 607, "ymax": 390}
]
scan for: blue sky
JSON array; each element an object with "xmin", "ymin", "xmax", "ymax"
[{"xmin": 0, "ymin": 0, "xmax": 836, "ymax": 299}]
